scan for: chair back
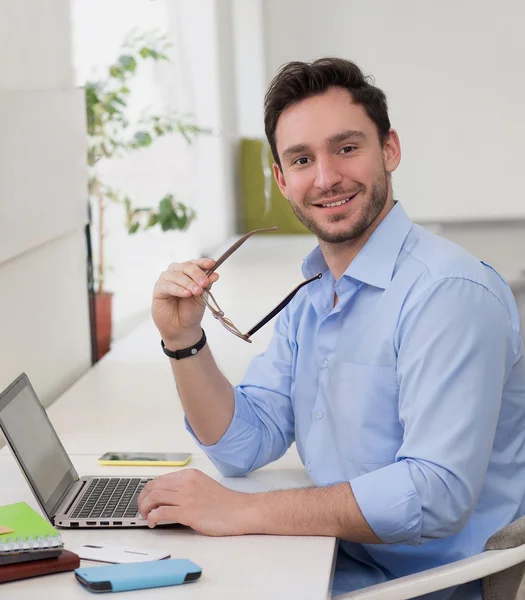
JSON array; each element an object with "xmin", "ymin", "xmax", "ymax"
[{"xmin": 482, "ymin": 515, "xmax": 525, "ymax": 600}]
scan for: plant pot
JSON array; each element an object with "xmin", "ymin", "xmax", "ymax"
[{"xmin": 95, "ymin": 292, "xmax": 113, "ymax": 360}]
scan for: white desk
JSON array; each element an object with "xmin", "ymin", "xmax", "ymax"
[
  {"xmin": 0, "ymin": 453, "xmax": 336, "ymax": 599},
  {"xmin": 0, "ymin": 234, "xmax": 338, "ymax": 598}
]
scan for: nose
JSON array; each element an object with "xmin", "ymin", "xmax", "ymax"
[{"xmin": 313, "ymin": 156, "xmax": 343, "ymax": 193}]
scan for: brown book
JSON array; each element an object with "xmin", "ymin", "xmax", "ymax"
[{"xmin": 0, "ymin": 550, "xmax": 80, "ymax": 583}]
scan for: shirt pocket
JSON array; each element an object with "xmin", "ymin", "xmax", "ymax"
[{"xmin": 330, "ymin": 362, "xmax": 402, "ymax": 465}]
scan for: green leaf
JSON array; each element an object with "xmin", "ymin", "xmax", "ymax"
[
  {"xmin": 119, "ymin": 55, "xmax": 137, "ymax": 73},
  {"xmin": 134, "ymin": 131, "xmax": 153, "ymax": 147},
  {"xmin": 103, "ymin": 187, "xmax": 120, "ymax": 203},
  {"xmin": 178, "ymin": 127, "xmax": 192, "ymax": 144},
  {"xmin": 159, "ymin": 196, "xmax": 174, "ymax": 218},
  {"xmin": 88, "ymin": 177, "xmax": 98, "ymax": 195},
  {"xmin": 173, "ymin": 214, "xmax": 185, "ymax": 230},
  {"xmin": 85, "ymin": 31, "xmax": 199, "ymax": 262},
  {"xmin": 109, "ymin": 65, "xmax": 124, "ymax": 79},
  {"xmin": 147, "ymin": 214, "xmax": 159, "ymax": 228}
]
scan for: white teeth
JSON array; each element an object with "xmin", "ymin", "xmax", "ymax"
[{"xmin": 322, "ymin": 197, "xmax": 350, "ymax": 208}]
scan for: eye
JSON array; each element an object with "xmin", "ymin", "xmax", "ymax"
[
  {"xmin": 339, "ymin": 145, "xmax": 356, "ymax": 155},
  {"xmin": 292, "ymin": 157, "xmax": 310, "ymax": 166}
]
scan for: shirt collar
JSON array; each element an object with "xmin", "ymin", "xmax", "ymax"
[{"xmin": 302, "ymin": 202, "xmax": 413, "ymax": 289}]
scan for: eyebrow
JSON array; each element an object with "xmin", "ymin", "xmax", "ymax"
[
  {"xmin": 282, "ymin": 143, "xmax": 310, "ymax": 161},
  {"xmin": 281, "ymin": 130, "xmax": 366, "ymax": 161},
  {"xmin": 327, "ymin": 130, "xmax": 366, "ymax": 147}
]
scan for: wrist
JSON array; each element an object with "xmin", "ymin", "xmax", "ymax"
[
  {"xmin": 236, "ymin": 493, "xmax": 265, "ymax": 535},
  {"xmin": 162, "ymin": 329, "xmax": 203, "ymax": 352}
]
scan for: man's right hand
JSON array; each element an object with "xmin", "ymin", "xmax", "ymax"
[{"xmin": 152, "ymin": 258, "xmax": 219, "ymax": 348}]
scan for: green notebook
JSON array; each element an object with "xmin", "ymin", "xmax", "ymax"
[{"xmin": 0, "ymin": 502, "xmax": 63, "ymax": 554}]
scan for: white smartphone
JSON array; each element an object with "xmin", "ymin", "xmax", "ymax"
[{"xmin": 72, "ymin": 543, "xmax": 171, "ymax": 563}]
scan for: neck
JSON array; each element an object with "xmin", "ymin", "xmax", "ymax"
[{"xmin": 319, "ymin": 198, "xmax": 395, "ymax": 280}]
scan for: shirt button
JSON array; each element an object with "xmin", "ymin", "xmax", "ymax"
[
  {"xmin": 316, "ymin": 411, "xmax": 323, "ymax": 420},
  {"xmin": 321, "ymin": 360, "xmax": 328, "ymax": 369}
]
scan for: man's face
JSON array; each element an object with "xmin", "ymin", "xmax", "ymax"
[{"xmin": 273, "ymin": 87, "xmax": 400, "ymax": 244}]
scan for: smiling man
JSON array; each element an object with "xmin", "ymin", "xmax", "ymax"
[{"xmin": 140, "ymin": 58, "xmax": 525, "ymax": 599}]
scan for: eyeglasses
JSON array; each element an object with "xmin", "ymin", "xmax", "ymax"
[{"xmin": 198, "ymin": 226, "xmax": 322, "ymax": 343}]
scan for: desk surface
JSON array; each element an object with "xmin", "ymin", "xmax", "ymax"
[
  {"xmin": 0, "ymin": 453, "xmax": 336, "ymax": 600},
  {"xmin": 0, "ymin": 233, "xmax": 337, "ymax": 599}
]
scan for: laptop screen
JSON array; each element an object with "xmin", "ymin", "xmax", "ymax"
[{"xmin": 0, "ymin": 373, "xmax": 77, "ymax": 518}]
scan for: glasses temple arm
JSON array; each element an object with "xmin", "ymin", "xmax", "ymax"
[
  {"xmin": 245, "ymin": 273, "xmax": 322, "ymax": 338},
  {"xmin": 205, "ymin": 226, "xmax": 279, "ymax": 276}
]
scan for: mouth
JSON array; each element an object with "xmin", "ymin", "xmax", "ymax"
[{"xmin": 313, "ymin": 192, "xmax": 359, "ymax": 209}]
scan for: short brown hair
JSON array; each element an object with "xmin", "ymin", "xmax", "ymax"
[{"xmin": 264, "ymin": 57, "xmax": 391, "ymax": 168}]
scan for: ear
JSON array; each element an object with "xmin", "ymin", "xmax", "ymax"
[
  {"xmin": 273, "ymin": 162, "xmax": 288, "ymax": 199},
  {"xmin": 382, "ymin": 129, "xmax": 401, "ymax": 175}
]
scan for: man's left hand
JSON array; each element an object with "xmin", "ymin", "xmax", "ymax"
[{"xmin": 137, "ymin": 469, "xmax": 253, "ymax": 536}]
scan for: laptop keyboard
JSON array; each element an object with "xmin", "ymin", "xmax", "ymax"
[{"xmin": 70, "ymin": 478, "xmax": 153, "ymax": 520}]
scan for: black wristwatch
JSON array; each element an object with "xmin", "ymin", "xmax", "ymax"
[{"xmin": 161, "ymin": 329, "xmax": 207, "ymax": 360}]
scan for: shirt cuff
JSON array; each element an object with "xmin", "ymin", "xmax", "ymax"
[
  {"xmin": 350, "ymin": 460, "xmax": 423, "ymax": 545},
  {"xmin": 184, "ymin": 387, "xmax": 262, "ymax": 475}
]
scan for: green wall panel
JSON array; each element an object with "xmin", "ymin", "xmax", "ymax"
[{"xmin": 240, "ymin": 138, "xmax": 310, "ymax": 234}]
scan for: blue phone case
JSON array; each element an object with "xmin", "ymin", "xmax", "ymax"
[{"xmin": 75, "ymin": 558, "xmax": 202, "ymax": 593}]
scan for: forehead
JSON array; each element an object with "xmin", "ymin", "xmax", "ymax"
[{"xmin": 275, "ymin": 87, "xmax": 375, "ymax": 154}]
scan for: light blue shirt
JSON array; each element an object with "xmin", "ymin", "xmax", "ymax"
[{"xmin": 186, "ymin": 203, "xmax": 525, "ymax": 599}]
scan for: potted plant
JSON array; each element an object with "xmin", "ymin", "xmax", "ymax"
[{"xmin": 85, "ymin": 31, "xmax": 198, "ymax": 359}]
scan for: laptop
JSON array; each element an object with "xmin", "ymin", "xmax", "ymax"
[{"xmin": 0, "ymin": 373, "xmax": 150, "ymax": 528}]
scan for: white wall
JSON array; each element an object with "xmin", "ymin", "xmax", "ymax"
[
  {"xmin": 260, "ymin": 0, "xmax": 525, "ymax": 223},
  {"xmin": 0, "ymin": 89, "xmax": 87, "ymax": 264},
  {"xmin": 231, "ymin": 0, "xmax": 267, "ymax": 137},
  {"xmin": 0, "ymin": 0, "xmax": 91, "ymax": 410},
  {"xmin": 0, "ymin": 231, "xmax": 91, "ymax": 402},
  {"xmin": 165, "ymin": 0, "xmax": 239, "ymax": 248},
  {"xmin": 72, "ymin": 0, "xmax": 238, "ymax": 339}
]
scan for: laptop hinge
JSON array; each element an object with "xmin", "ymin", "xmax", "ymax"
[{"xmin": 51, "ymin": 478, "xmax": 85, "ymax": 522}]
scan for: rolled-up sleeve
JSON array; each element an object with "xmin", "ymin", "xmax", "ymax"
[
  {"xmin": 185, "ymin": 308, "xmax": 295, "ymax": 477},
  {"xmin": 351, "ymin": 277, "xmax": 514, "ymax": 545}
]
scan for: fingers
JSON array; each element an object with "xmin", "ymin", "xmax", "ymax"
[
  {"xmin": 155, "ymin": 269, "xmax": 219, "ymax": 301},
  {"xmin": 138, "ymin": 469, "xmax": 202, "ymax": 507},
  {"xmin": 163, "ymin": 270, "xmax": 219, "ymax": 296},
  {"xmin": 138, "ymin": 474, "xmax": 171, "ymax": 505},
  {"xmin": 137, "ymin": 470, "xmax": 189, "ymax": 506},
  {"xmin": 168, "ymin": 258, "xmax": 215, "ymax": 284},
  {"xmin": 165, "ymin": 259, "xmax": 219, "ymax": 296},
  {"xmin": 154, "ymin": 278, "xmax": 192, "ymax": 300},
  {"xmin": 147, "ymin": 505, "xmax": 181, "ymax": 528},
  {"xmin": 193, "ymin": 257, "xmax": 217, "ymax": 271},
  {"xmin": 138, "ymin": 488, "xmax": 179, "ymax": 521}
]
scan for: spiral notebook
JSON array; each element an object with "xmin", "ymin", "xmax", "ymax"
[{"xmin": 0, "ymin": 502, "xmax": 63, "ymax": 563}]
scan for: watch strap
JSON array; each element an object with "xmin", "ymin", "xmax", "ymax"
[{"xmin": 161, "ymin": 329, "xmax": 206, "ymax": 360}]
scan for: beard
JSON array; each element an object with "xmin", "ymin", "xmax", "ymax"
[{"xmin": 289, "ymin": 169, "xmax": 389, "ymax": 244}]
